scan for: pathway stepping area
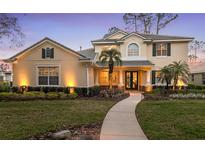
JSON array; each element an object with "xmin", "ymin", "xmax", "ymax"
[{"xmin": 100, "ymin": 93, "xmax": 147, "ymax": 140}]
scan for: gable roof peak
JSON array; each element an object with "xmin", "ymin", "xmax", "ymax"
[
  {"xmin": 103, "ymin": 29, "xmax": 128, "ymax": 39},
  {"xmin": 5, "ymin": 37, "xmax": 87, "ymax": 62}
]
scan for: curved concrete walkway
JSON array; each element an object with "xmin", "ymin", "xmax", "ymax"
[{"xmin": 100, "ymin": 93, "xmax": 147, "ymax": 140}]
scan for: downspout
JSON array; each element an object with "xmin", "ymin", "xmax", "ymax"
[{"xmin": 86, "ymin": 64, "xmax": 90, "ymax": 96}]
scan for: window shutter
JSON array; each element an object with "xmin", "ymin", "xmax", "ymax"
[
  {"xmin": 152, "ymin": 43, "xmax": 156, "ymax": 56},
  {"xmin": 152, "ymin": 71, "xmax": 156, "ymax": 84},
  {"xmin": 167, "ymin": 43, "xmax": 171, "ymax": 56},
  {"xmin": 42, "ymin": 48, "xmax": 45, "ymax": 59},
  {"xmin": 50, "ymin": 48, "xmax": 54, "ymax": 58}
]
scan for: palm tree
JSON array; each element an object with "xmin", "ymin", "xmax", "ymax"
[
  {"xmin": 169, "ymin": 60, "xmax": 190, "ymax": 90},
  {"xmin": 99, "ymin": 48, "xmax": 122, "ymax": 89},
  {"xmin": 159, "ymin": 65, "xmax": 173, "ymax": 90}
]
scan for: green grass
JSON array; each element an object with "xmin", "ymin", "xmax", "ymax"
[
  {"xmin": 136, "ymin": 99, "xmax": 205, "ymax": 139},
  {"xmin": 0, "ymin": 99, "xmax": 115, "ymax": 139}
]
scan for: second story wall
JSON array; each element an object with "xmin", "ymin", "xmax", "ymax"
[
  {"xmin": 120, "ymin": 35, "xmax": 147, "ymax": 60},
  {"xmin": 147, "ymin": 42, "xmax": 188, "ymax": 70},
  {"xmin": 94, "ymin": 33, "xmax": 189, "ymax": 70}
]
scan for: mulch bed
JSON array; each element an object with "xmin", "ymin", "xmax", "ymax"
[
  {"xmin": 30, "ymin": 123, "xmax": 102, "ymax": 140},
  {"xmin": 78, "ymin": 93, "xmax": 130, "ymax": 102},
  {"xmin": 143, "ymin": 93, "xmax": 170, "ymax": 101}
]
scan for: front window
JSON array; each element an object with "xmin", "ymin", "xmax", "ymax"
[
  {"xmin": 128, "ymin": 43, "xmax": 139, "ymax": 56},
  {"xmin": 155, "ymin": 71, "xmax": 161, "ymax": 84},
  {"xmin": 99, "ymin": 71, "xmax": 119, "ymax": 85},
  {"xmin": 156, "ymin": 43, "xmax": 168, "ymax": 56},
  {"xmin": 38, "ymin": 66, "xmax": 59, "ymax": 86}
]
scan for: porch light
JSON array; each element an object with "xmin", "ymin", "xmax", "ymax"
[
  {"xmin": 177, "ymin": 79, "xmax": 185, "ymax": 89},
  {"xmin": 21, "ymin": 79, "xmax": 28, "ymax": 86},
  {"xmin": 145, "ymin": 85, "xmax": 152, "ymax": 92},
  {"xmin": 69, "ymin": 87, "xmax": 75, "ymax": 94},
  {"xmin": 20, "ymin": 85, "xmax": 27, "ymax": 93}
]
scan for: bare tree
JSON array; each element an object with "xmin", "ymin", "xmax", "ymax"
[
  {"xmin": 188, "ymin": 54, "xmax": 198, "ymax": 63},
  {"xmin": 0, "ymin": 63, "xmax": 9, "ymax": 72},
  {"xmin": 123, "ymin": 13, "xmax": 178, "ymax": 34},
  {"xmin": 123, "ymin": 13, "xmax": 138, "ymax": 32},
  {"xmin": 136, "ymin": 13, "xmax": 154, "ymax": 33},
  {"xmin": 189, "ymin": 40, "xmax": 205, "ymax": 63},
  {"xmin": 108, "ymin": 27, "xmax": 120, "ymax": 34},
  {"xmin": 155, "ymin": 13, "xmax": 178, "ymax": 34},
  {"xmin": 0, "ymin": 13, "xmax": 25, "ymax": 48}
]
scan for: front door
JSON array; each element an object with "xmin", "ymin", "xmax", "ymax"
[{"xmin": 125, "ymin": 71, "xmax": 138, "ymax": 90}]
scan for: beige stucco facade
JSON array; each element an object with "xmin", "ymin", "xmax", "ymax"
[
  {"xmin": 189, "ymin": 73, "xmax": 204, "ymax": 85},
  {"xmin": 12, "ymin": 40, "xmax": 92, "ymax": 87},
  {"xmin": 8, "ymin": 30, "xmax": 193, "ymax": 91}
]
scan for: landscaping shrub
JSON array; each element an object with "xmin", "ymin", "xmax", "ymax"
[
  {"xmin": 0, "ymin": 92, "xmax": 20, "ymax": 100},
  {"xmin": 46, "ymin": 92, "xmax": 59, "ymax": 99},
  {"xmin": 74, "ymin": 86, "xmax": 100, "ymax": 97},
  {"xmin": 0, "ymin": 82, "xmax": 10, "ymax": 92},
  {"xmin": 74, "ymin": 87, "xmax": 87, "ymax": 96},
  {"xmin": 88, "ymin": 86, "xmax": 100, "ymax": 96},
  {"xmin": 11, "ymin": 86, "xmax": 22, "ymax": 93},
  {"xmin": 99, "ymin": 88, "xmax": 126, "ymax": 98},
  {"xmin": 68, "ymin": 92, "xmax": 78, "ymax": 99},
  {"xmin": 58, "ymin": 92, "xmax": 68, "ymax": 99},
  {"xmin": 187, "ymin": 84, "xmax": 205, "ymax": 90},
  {"xmin": 26, "ymin": 91, "xmax": 45, "ymax": 99}
]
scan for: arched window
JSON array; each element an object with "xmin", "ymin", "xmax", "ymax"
[{"xmin": 128, "ymin": 43, "xmax": 139, "ymax": 56}]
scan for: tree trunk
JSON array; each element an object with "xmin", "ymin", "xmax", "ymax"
[
  {"xmin": 156, "ymin": 14, "xmax": 160, "ymax": 34},
  {"xmin": 173, "ymin": 77, "xmax": 178, "ymax": 90},
  {"xmin": 166, "ymin": 79, "xmax": 169, "ymax": 90},
  {"xmin": 109, "ymin": 73, "xmax": 113, "ymax": 90}
]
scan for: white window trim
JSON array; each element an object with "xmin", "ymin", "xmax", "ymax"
[
  {"xmin": 35, "ymin": 64, "xmax": 61, "ymax": 87},
  {"xmin": 126, "ymin": 42, "xmax": 140, "ymax": 57},
  {"xmin": 156, "ymin": 43, "xmax": 168, "ymax": 57}
]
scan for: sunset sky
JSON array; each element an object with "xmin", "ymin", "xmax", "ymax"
[{"xmin": 1, "ymin": 13, "xmax": 205, "ymax": 59}]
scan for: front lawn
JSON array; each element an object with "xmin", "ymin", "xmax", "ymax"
[
  {"xmin": 0, "ymin": 99, "xmax": 115, "ymax": 139},
  {"xmin": 136, "ymin": 99, "xmax": 205, "ymax": 139}
]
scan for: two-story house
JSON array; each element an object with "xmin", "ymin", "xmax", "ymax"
[{"xmin": 5, "ymin": 29, "xmax": 193, "ymax": 91}]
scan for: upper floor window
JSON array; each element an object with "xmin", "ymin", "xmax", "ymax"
[
  {"xmin": 153, "ymin": 43, "xmax": 171, "ymax": 57},
  {"xmin": 128, "ymin": 43, "xmax": 139, "ymax": 56},
  {"xmin": 156, "ymin": 43, "xmax": 168, "ymax": 56},
  {"xmin": 42, "ymin": 48, "xmax": 54, "ymax": 59}
]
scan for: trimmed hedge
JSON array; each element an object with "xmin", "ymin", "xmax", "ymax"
[
  {"xmin": 0, "ymin": 82, "xmax": 10, "ymax": 92},
  {"xmin": 187, "ymin": 84, "xmax": 205, "ymax": 90},
  {"xmin": 0, "ymin": 92, "xmax": 78, "ymax": 101},
  {"xmin": 11, "ymin": 86, "xmax": 100, "ymax": 97}
]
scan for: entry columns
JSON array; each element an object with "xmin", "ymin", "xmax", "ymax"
[
  {"xmin": 146, "ymin": 70, "xmax": 152, "ymax": 92},
  {"xmin": 119, "ymin": 70, "xmax": 124, "ymax": 87}
]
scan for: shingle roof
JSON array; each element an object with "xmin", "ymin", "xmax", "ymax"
[
  {"xmin": 103, "ymin": 29, "xmax": 128, "ymax": 39},
  {"xmin": 78, "ymin": 48, "xmax": 97, "ymax": 60},
  {"xmin": 5, "ymin": 37, "xmax": 87, "ymax": 62},
  {"xmin": 96, "ymin": 60, "xmax": 154, "ymax": 67},
  {"xmin": 189, "ymin": 62, "xmax": 205, "ymax": 74},
  {"xmin": 92, "ymin": 31, "xmax": 194, "ymax": 43},
  {"xmin": 138, "ymin": 33, "xmax": 194, "ymax": 40}
]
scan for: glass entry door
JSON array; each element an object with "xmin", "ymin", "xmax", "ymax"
[{"xmin": 125, "ymin": 71, "xmax": 138, "ymax": 90}]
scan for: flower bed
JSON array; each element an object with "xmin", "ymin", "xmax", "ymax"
[{"xmin": 169, "ymin": 93, "xmax": 205, "ymax": 99}]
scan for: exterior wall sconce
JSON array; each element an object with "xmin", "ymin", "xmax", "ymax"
[
  {"xmin": 69, "ymin": 87, "xmax": 75, "ymax": 94},
  {"xmin": 20, "ymin": 85, "xmax": 27, "ymax": 93}
]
